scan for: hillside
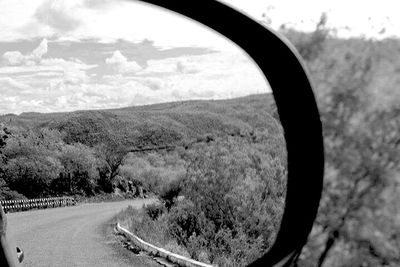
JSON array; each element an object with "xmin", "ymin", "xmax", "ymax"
[{"xmin": 0, "ymin": 93, "xmax": 280, "ymax": 148}]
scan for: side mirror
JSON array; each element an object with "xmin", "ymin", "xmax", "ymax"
[
  {"xmin": 16, "ymin": 247, "xmax": 23, "ymax": 263},
  {"xmin": 137, "ymin": 1, "xmax": 324, "ymax": 266}
]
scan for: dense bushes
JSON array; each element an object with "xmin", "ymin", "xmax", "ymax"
[
  {"xmin": 119, "ymin": 151, "xmax": 186, "ymax": 197},
  {"xmin": 5, "ymin": 156, "xmax": 61, "ymax": 198},
  {"xmin": 0, "ymin": 126, "xmax": 119, "ymax": 198},
  {"xmin": 2, "ymin": 128, "xmax": 63, "ymax": 197},
  {"xmin": 120, "ymin": 131, "xmax": 287, "ymax": 266},
  {"xmin": 57, "ymin": 144, "xmax": 99, "ymax": 195}
]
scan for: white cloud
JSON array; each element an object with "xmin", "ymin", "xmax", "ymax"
[
  {"xmin": 40, "ymin": 58, "xmax": 94, "ymax": 69},
  {"xmin": 139, "ymin": 50, "xmax": 269, "ymax": 91},
  {"xmin": 0, "ymin": 56, "xmax": 95, "ymax": 89},
  {"xmin": 140, "ymin": 58, "xmax": 177, "ymax": 74},
  {"xmin": 141, "ymin": 51, "xmax": 269, "ymax": 98},
  {"xmin": 0, "ymin": 77, "xmax": 32, "ymax": 91},
  {"xmin": 0, "ymin": 39, "xmax": 97, "ymax": 94},
  {"xmin": 176, "ymin": 60, "xmax": 199, "ymax": 74},
  {"xmin": 0, "ymin": 0, "xmax": 47, "ymax": 41},
  {"xmin": 63, "ymin": 67, "xmax": 89, "ymax": 85},
  {"xmin": 31, "ymin": 38, "xmax": 48, "ymax": 59},
  {"xmin": 93, "ymin": 50, "xmax": 270, "ymax": 108},
  {"xmin": 2, "ymin": 38, "xmax": 48, "ymax": 66},
  {"xmin": 34, "ymin": 0, "xmax": 82, "ymax": 33},
  {"xmin": 0, "ymin": 65, "xmax": 63, "ymax": 74},
  {"xmin": 0, "ymin": 97, "xmax": 49, "ymax": 114},
  {"xmin": 0, "ymin": 34, "xmax": 269, "ymax": 114},
  {"xmin": 105, "ymin": 50, "xmax": 142, "ymax": 73},
  {"xmin": 2, "ymin": 51, "xmax": 25, "ymax": 66},
  {"xmin": 137, "ymin": 77, "xmax": 164, "ymax": 91}
]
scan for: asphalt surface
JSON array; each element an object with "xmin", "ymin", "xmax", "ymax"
[{"xmin": 7, "ymin": 199, "xmax": 161, "ymax": 267}]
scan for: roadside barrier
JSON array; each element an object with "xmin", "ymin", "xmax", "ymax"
[
  {"xmin": 0, "ymin": 197, "xmax": 76, "ymax": 213},
  {"xmin": 116, "ymin": 222, "xmax": 213, "ymax": 267}
]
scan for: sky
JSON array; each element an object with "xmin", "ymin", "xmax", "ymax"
[
  {"xmin": 222, "ymin": 0, "xmax": 400, "ymax": 38},
  {"xmin": 0, "ymin": 0, "xmax": 398, "ymax": 114}
]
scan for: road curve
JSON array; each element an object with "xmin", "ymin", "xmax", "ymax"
[{"xmin": 7, "ymin": 199, "xmax": 160, "ymax": 267}]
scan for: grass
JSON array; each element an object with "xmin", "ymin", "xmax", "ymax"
[{"xmin": 114, "ymin": 204, "xmax": 192, "ymax": 258}]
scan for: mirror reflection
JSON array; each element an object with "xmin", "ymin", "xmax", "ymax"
[{"xmin": 0, "ymin": 1, "xmax": 287, "ymax": 266}]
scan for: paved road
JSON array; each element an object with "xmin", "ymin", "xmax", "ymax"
[{"xmin": 7, "ymin": 199, "xmax": 161, "ymax": 267}]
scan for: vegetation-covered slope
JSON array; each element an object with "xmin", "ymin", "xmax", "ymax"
[
  {"xmin": 1, "ymin": 93, "xmax": 278, "ymax": 149},
  {"xmin": 0, "ymin": 93, "xmax": 286, "ymax": 266}
]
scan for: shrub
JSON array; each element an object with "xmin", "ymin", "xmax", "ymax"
[
  {"xmin": 145, "ymin": 203, "xmax": 166, "ymax": 220},
  {"xmin": 164, "ymin": 239, "xmax": 191, "ymax": 258},
  {"xmin": 165, "ymin": 200, "xmax": 207, "ymax": 246},
  {"xmin": 4, "ymin": 156, "xmax": 62, "ymax": 198},
  {"xmin": 0, "ymin": 180, "xmax": 26, "ymax": 200},
  {"xmin": 158, "ymin": 177, "xmax": 183, "ymax": 210}
]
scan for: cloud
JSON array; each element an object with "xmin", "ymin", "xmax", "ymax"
[
  {"xmin": 38, "ymin": 58, "xmax": 94, "ymax": 85},
  {"xmin": 40, "ymin": 57, "xmax": 96, "ymax": 70},
  {"xmin": 140, "ymin": 58, "xmax": 179, "ymax": 74},
  {"xmin": 0, "ymin": 97, "xmax": 48, "ymax": 115},
  {"xmin": 0, "ymin": 77, "xmax": 32, "ymax": 91},
  {"xmin": 0, "ymin": 56, "xmax": 95, "ymax": 87},
  {"xmin": 2, "ymin": 38, "xmax": 48, "ymax": 66},
  {"xmin": 2, "ymin": 51, "xmax": 25, "ymax": 65},
  {"xmin": 171, "ymin": 88, "xmax": 216, "ymax": 100},
  {"xmin": 137, "ymin": 51, "xmax": 270, "ymax": 100},
  {"xmin": 0, "ymin": 65, "xmax": 62, "ymax": 74},
  {"xmin": 139, "ymin": 57, "xmax": 200, "ymax": 75},
  {"xmin": 0, "ymin": 41, "xmax": 97, "ymax": 113},
  {"xmin": 105, "ymin": 50, "xmax": 142, "ymax": 73},
  {"xmin": 1, "ymin": 38, "xmax": 96, "ymax": 88},
  {"xmin": 0, "ymin": 43, "xmax": 270, "ymax": 115},
  {"xmin": 137, "ymin": 77, "xmax": 164, "ymax": 91},
  {"xmin": 34, "ymin": 0, "xmax": 81, "ymax": 33},
  {"xmin": 63, "ymin": 67, "xmax": 89, "ymax": 85},
  {"xmin": 176, "ymin": 60, "xmax": 199, "ymax": 74},
  {"xmin": 83, "ymin": 0, "xmax": 113, "ymax": 9},
  {"xmin": 31, "ymin": 38, "xmax": 48, "ymax": 59}
]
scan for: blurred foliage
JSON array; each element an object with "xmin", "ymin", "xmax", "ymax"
[{"xmin": 281, "ymin": 14, "xmax": 400, "ymax": 267}]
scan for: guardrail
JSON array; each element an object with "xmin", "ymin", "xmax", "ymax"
[
  {"xmin": 116, "ymin": 222, "xmax": 213, "ymax": 267},
  {"xmin": 0, "ymin": 197, "xmax": 76, "ymax": 213}
]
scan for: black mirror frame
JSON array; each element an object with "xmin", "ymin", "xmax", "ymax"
[{"xmin": 134, "ymin": 0, "xmax": 325, "ymax": 266}]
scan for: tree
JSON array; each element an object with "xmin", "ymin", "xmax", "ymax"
[
  {"xmin": 0, "ymin": 123, "xmax": 10, "ymax": 178},
  {"xmin": 4, "ymin": 156, "xmax": 62, "ymax": 198},
  {"xmin": 56, "ymin": 143, "xmax": 99, "ymax": 195},
  {"xmin": 0, "ymin": 124, "xmax": 25, "ymax": 200},
  {"xmin": 1, "ymin": 128, "xmax": 63, "ymax": 198},
  {"xmin": 94, "ymin": 141, "xmax": 127, "ymax": 193}
]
